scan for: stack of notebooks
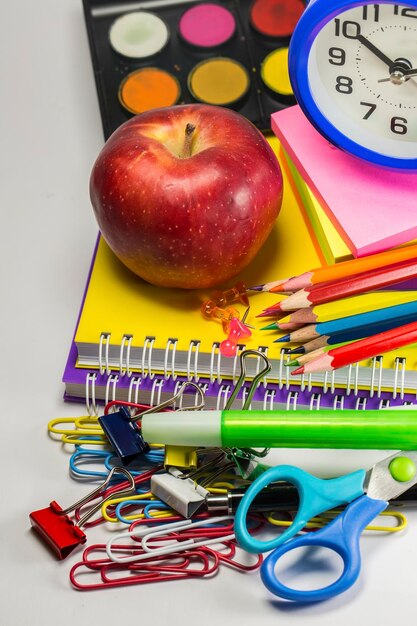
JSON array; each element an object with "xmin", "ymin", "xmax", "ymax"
[
  {"xmin": 63, "ymin": 138, "xmax": 417, "ymax": 413},
  {"xmin": 272, "ymin": 106, "xmax": 417, "ymax": 266}
]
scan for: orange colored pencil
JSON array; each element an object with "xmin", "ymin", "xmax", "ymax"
[
  {"xmin": 253, "ymin": 244, "xmax": 417, "ymax": 293},
  {"xmin": 272, "ymin": 258, "xmax": 417, "ymax": 311}
]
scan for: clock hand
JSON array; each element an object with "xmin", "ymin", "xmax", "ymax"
[
  {"xmin": 356, "ymin": 34, "xmax": 395, "ymax": 68},
  {"xmin": 378, "ymin": 68, "xmax": 417, "ymax": 83}
]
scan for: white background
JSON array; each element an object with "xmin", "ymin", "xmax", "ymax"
[{"xmin": 2, "ymin": 1, "xmax": 417, "ymax": 624}]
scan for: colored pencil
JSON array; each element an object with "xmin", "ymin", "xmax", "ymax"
[
  {"xmin": 259, "ymin": 243, "xmax": 417, "ymax": 293},
  {"xmin": 268, "ymin": 300, "xmax": 417, "ymax": 342},
  {"xmin": 287, "ymin": 313, "xmax": 417, "ymax": 354},
  {"xmin": 249, "ymin": 277, "xmax": 291, "ymax": 292},
  {"xmin": 291, "ymin": 320, "xmax": 417, "ymax": 375},
  {"xmin": 272, "ymin": 258, "xmax": 417, "ymax": 312},
  {"xmin": 276, "ymin": 291, "xmax": 417, "ymax": 325}
]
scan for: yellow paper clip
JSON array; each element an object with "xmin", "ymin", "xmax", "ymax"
[{"xmin": 267, "ymin": 508, "xmax": 407, "ymax": 533}]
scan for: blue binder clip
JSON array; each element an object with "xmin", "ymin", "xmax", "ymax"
[
  {"xmin": 99, "ymin": 406, "xmax": 149, "ymax": 466},
  {"xmin": 99, "ymin": 382, "xmax": 205, "ymax": 465}
]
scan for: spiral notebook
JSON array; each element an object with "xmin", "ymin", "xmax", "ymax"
[
  {"xmin": 64, "ymin": 135, "xmax": 417, "ymax": 404},
  {"xmin": 63, "ymin": 338, "xmax": 417, "ymax": 411}
]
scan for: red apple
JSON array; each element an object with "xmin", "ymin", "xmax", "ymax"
[{"xmin": 90, "ymin": 104, "xmax": 283, "ymax": 289}]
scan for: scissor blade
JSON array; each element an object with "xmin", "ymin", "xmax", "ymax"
[{"xmin": 364, "ymin": 451, "xmax": 417, "ymax": 501}]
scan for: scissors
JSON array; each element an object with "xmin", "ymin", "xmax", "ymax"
[{"xmin": 234, "ymin": 450, "xmax": 417, "ymax": 602}]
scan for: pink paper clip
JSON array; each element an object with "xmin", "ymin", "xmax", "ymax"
[{"xmin": 29, "ymin": 467, "xmax": 136, "ymax": 559}]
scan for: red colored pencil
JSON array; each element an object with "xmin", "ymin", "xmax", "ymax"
[
  {"xmin": 291, "ymin": 320, "xmax": 417, "ymax": 375},
  {"xmin": 272, "ymin": 258, "xmax": 417, "ymax": 311}
]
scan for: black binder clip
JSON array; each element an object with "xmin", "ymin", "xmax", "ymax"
[
  {"xmin": 30, "ymin": 467, "xmax": 135, "ymax": 559},
  {"xmin": 99, "ymin": 381, "xmax": 205, "ymax": 465},
  {"xmin": 99, "ymin": 406, "xmax": 150, "ymax": 466}
]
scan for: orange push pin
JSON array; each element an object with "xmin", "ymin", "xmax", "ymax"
[
  {"xmin": 201, "ymin": 300, "xmax": 240, "ymax": 332},
  {"xmin": 220, "ymin": 308, "xmax": 252, "ymax": 357},
  {"xmin": 211, "ymin": 281, "xmax": 249, "ymax": 308}
]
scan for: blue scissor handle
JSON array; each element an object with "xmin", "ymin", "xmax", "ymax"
[
  {"xmin": 234, "ymin": 465, "xmax": 366, "ymax": 554},
  {"xmin": 260, "ymin": 494, "xmax": 387, "ymax": 602}
]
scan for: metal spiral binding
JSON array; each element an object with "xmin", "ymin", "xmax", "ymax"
[
  {"xmin": 85, "ymin": 372, "xmax": 98, "ymax": 416},
  {"xmin": 163, "ymin": 339, "xmax": 178, "ymax": 380},
  {"xmin": 333, "ymin": 394, "xmax": 344, "ymax": 410},
  {"xmin": 370, "ymin": 355, "xmax": 383, "ymax": 398},
  {"xmin": 286, "ymin": 390, "xmax": 298, "ymax": 410},
  {"xmin": 216, "ymin": 383, "xmax": 231, "ymax": 410},
  {"xmin": 393, "ymin": 357, "xmax": 407, "ymax": 400},
  {"xmin": 104, "ymin": 373, "xmax": 119, "ymax": 406},
  {"xmin": 309, "ymin": 393, "xmax": 321, "ymax": 410},
  {"xmin": 209, "ymin": 342, "xmax": 221, "ymax": 383},
  {"xmin": 263, "ymin": 388, "xmax": 276, "ymax": 410},
  {"xmin": 141, "ymin": 337, "xmax": 155, "ymax": 378},
  {"xmin": 98, "ymin": 333, "xmax": 111, "ymax": 375},
  {"xmin": 355, "ymin": 396, "xmax": 367, "ymax": 410},
  {"xmin": 186, "ymin": 340, "xmax": 200, "ymax": 381},
  {"xmin": 128, "ymin": 376, "xmax": 142, "ymax": 404},
  {"xmin": 119, "ymin": 334, "xmax": 133, "ymax": 377}
]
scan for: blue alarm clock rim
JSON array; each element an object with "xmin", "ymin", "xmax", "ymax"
[{"xmin": 289, "ymin": 0, "xmax": 417, "ymax": 171}]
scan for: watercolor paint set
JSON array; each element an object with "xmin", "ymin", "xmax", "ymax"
[{"xmin": 82, "ymin": 0, "xmax": 305, "ymax": 138}]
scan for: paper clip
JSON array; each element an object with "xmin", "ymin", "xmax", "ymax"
[
  {"xmin": 106, "ymin": 516, "xmax": 235, "ymax": 564},
  {"xmin": 98, "ymin": 382, "xmax": 205, "ymax": 465},
  {"xmin": 70, "ymin": 545, "xmax": 216, "ymax": 590},
  {"xmin": 29, "ymin": 467, "xmax": 136, "ymax": 559}
]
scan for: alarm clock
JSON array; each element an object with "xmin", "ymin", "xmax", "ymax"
[{"xmin": 288, "ymin": 0, "xmax": 417, "ymax": 170}]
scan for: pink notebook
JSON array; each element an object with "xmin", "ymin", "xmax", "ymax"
[{"xmin": 271, "ymin": 106, "xmax": 417, "ymax": 257}]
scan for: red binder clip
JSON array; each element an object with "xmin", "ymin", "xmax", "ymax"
[{"xmin": 29, "ymin": 467, "xmax": 136, "ymax": 559}]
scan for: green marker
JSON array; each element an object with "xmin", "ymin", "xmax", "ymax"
[{"xmin": 141, "ymin": 409, "xmax": 417, "ymax": 450}]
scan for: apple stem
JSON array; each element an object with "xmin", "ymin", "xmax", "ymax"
[{"xmin": 180, "ymin": 123, "xmax": 196, "ymax": 158}]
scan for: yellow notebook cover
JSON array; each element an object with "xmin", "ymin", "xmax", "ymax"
[{"xmin": 73, "ymin": 138, "xmax": 417, "ymax": 393}]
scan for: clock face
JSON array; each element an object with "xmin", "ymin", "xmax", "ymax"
[{"xmin": 308, "ymin": 3, "xmax": 417, "ymax": 159}]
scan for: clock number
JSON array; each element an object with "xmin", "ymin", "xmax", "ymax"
[
  {"xmin": 336, "ymin": 76, "xmax": 353, "ymax": 94},
  {"xmin": 329, "ymin": 47, "xmax": 346, "ymax": 65},
  {"xmin": 391, "ymin": 117, "xmax": 408, "ymax": 135},
  {"xmin": 334, "ymin": 19, "xmax": 361, "ymax": 38},
  {"xmin": 393, "ymin": 5, "xmax": 417, "ymax": 18},
  {"xmin": 360, "ymin": 102, "xmax": 377, "ymax": 119},
  {"xmin": 362, "ymin": 4, "xmax": 380, "ymax": 21}
]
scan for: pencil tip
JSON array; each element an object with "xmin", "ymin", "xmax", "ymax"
[
  {"xmin": 289, "ymin": 346, "xmax": 305, "ymax": 354},
  {"xmin": 248, "ymin": 285, "xmax": 263, "ymax": 291},
  {"xmin": 256, "ymin": 311, "xmax": 273, "ymax": 318},
  {"xmin": 291, "ymin": 366, "xmax": 304, "ymax": 375},
  {"xmin": 274, "ymin": 334, "xmax": 290, "ymax": 342},
  {"xmin": 285, "ymin": 359, "xmax": 300, "ymax": 367},
  {"xmin": 270, "ymin": 285, "xmax": 285, "ymax": 293},
  {"xmin": 260, "ymin": 323, "xmax": 277, "ymax": 331}
]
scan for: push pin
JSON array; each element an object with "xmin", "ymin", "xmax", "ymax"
[
  {"xmin": 201, "ymin": 300, "xmax": 240, "ymax": 332},
  {"xmin": 220, "ymin": 308, "xmax": 252, "ymax": 357},
  {"xmin": 29, "ymin": 467, "xmax": 136, "ymax": 559},
  {"xmin": 211, "ymin": 281, "xmax": 249, "ymax": 308}
]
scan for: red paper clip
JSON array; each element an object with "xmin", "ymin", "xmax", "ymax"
[{"xmin": 29, "ymin": 467, "xmax": 136, "ymax": 559}]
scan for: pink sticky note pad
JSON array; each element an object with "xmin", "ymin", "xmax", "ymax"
[{"xmin": 271, "ymin": 106, "xmax": 417, "ymax": 257}]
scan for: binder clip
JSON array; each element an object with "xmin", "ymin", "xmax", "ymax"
[
  {"xmin": 99, "ymin": 406, "xmax": 150, "ymax": 466},
  {"xmin": 30, "ymin": 467, "xmax": 136, "ymax": 559},
  {"xmin": 99, "ymin": 381, "xmax": 205, "ymax": 465},
  {"xmin": 152, "ymin": 450, "xmax": 236, "ymax": 518}
]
